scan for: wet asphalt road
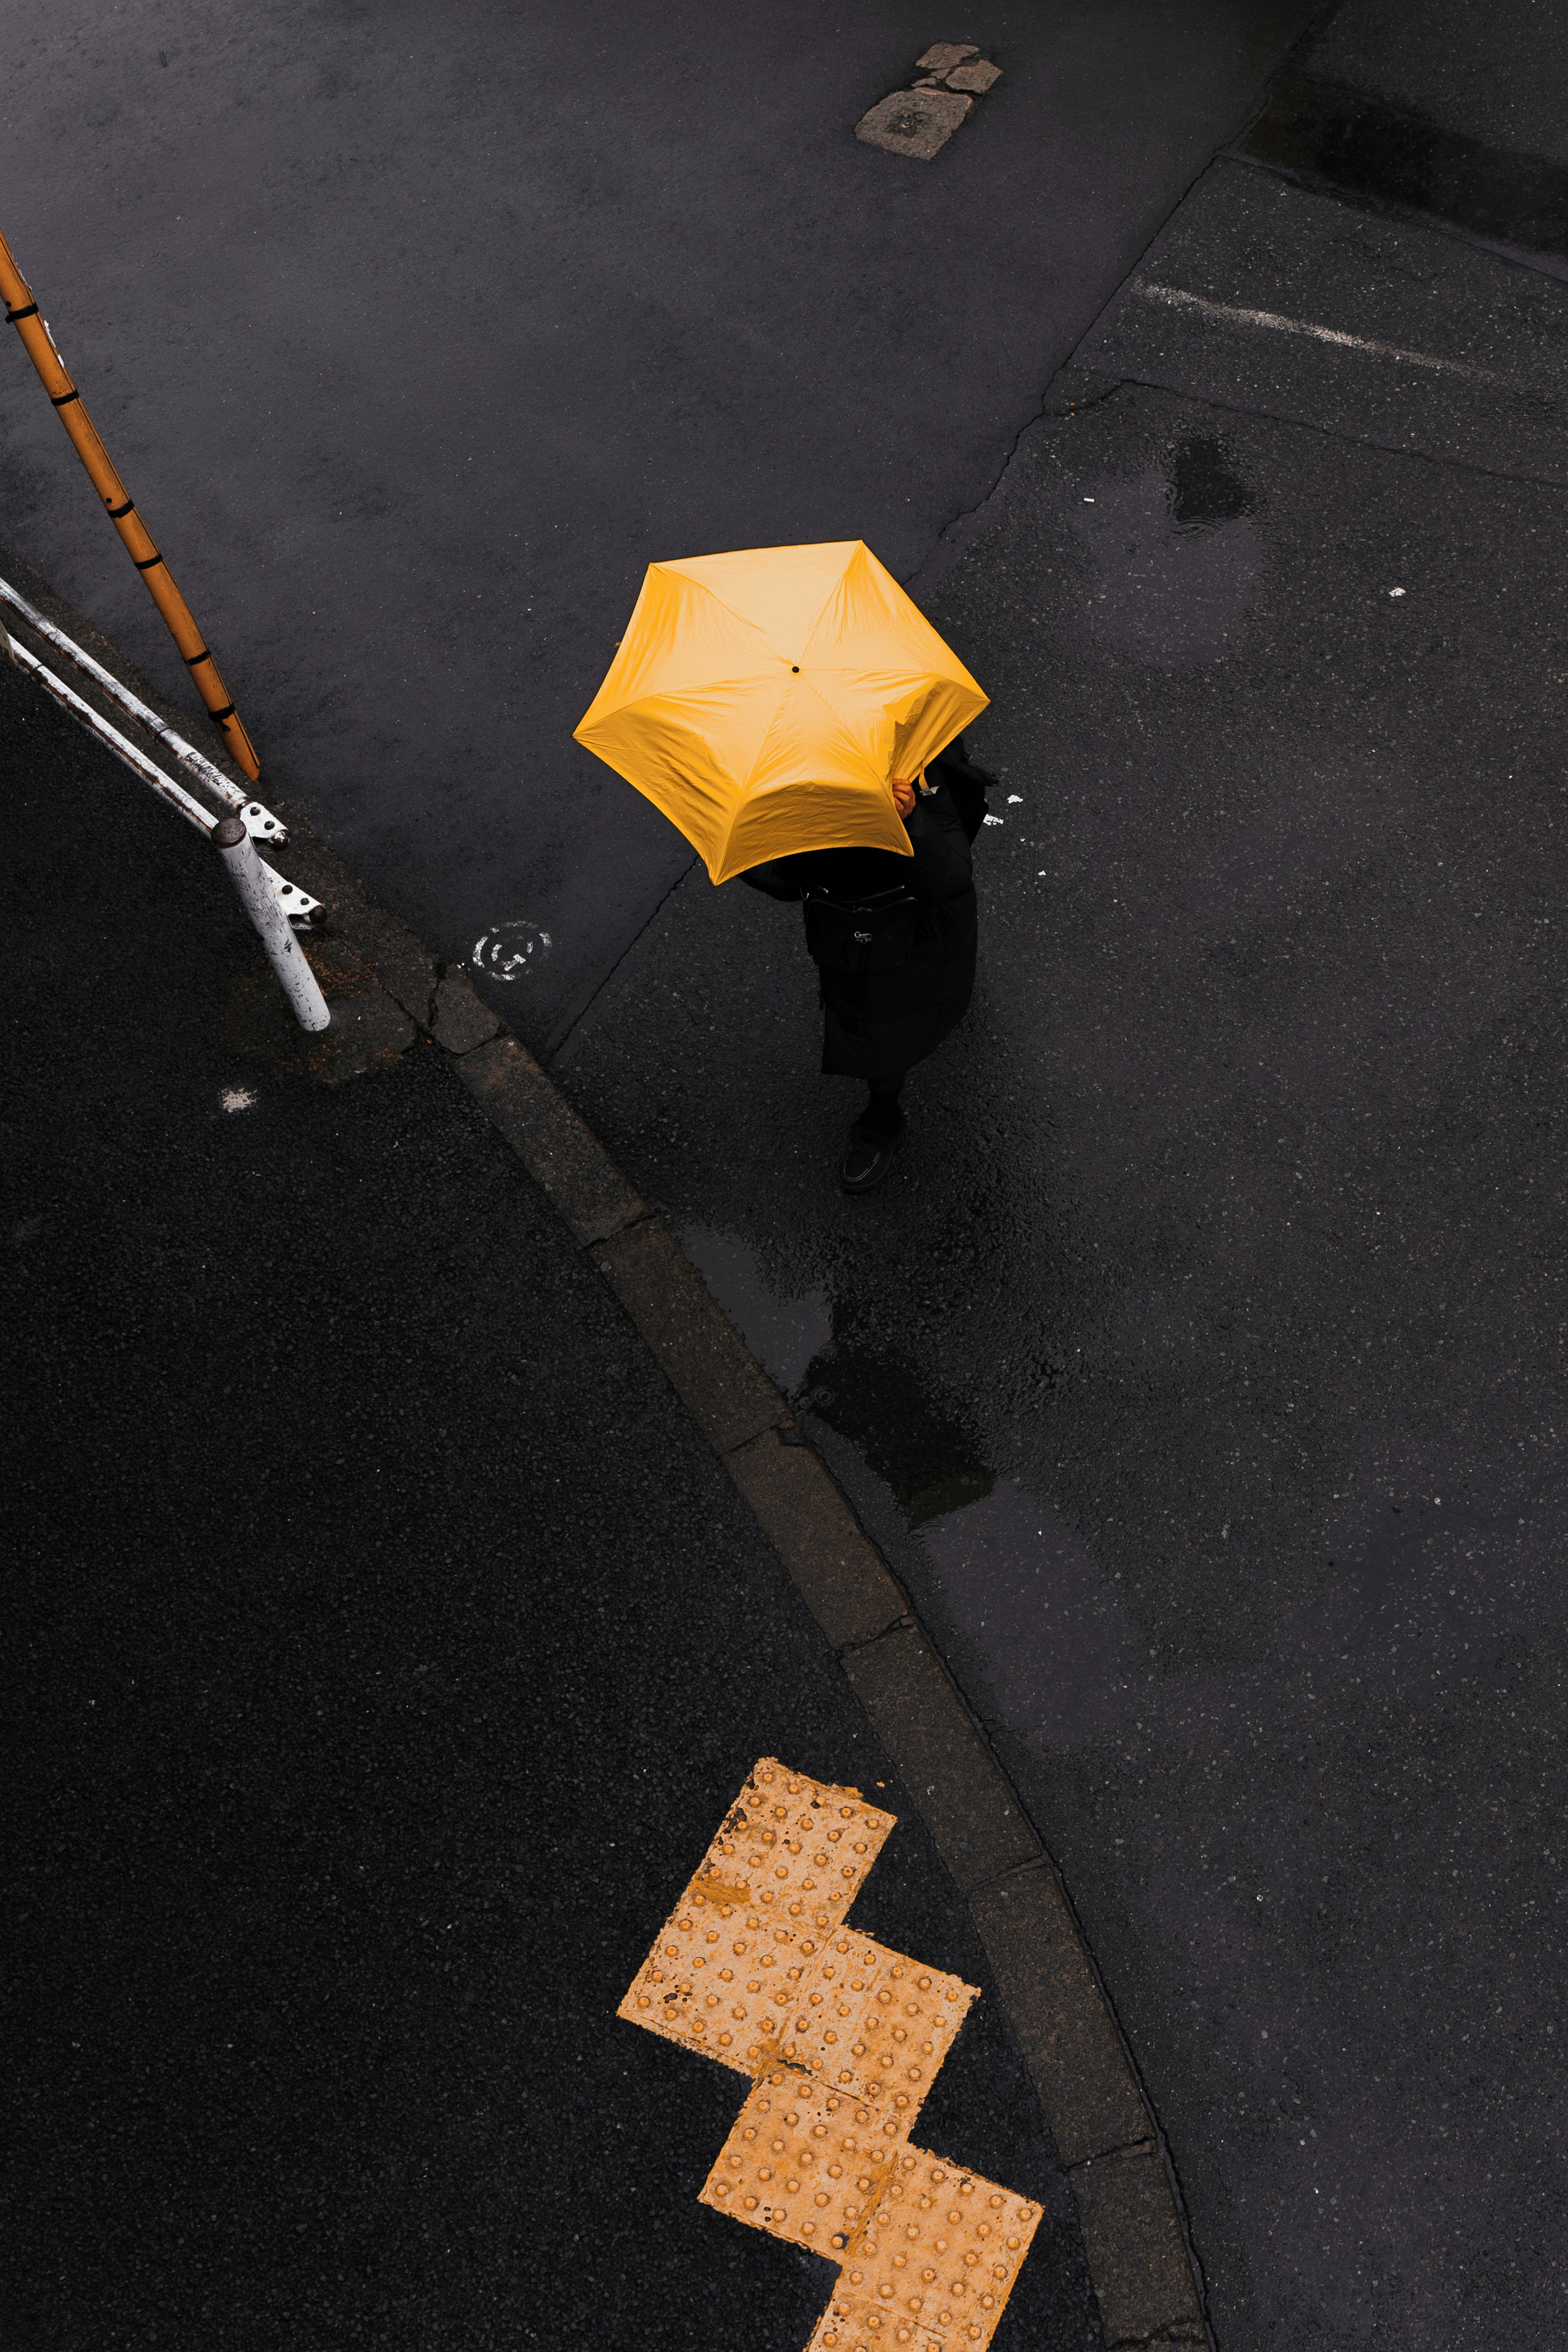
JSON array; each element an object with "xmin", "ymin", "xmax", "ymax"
[
  {"xmin": 0, "ymin": 666, "xmax": 1098, "ymax": 2350},
  {"xmin": 0, "ymin": 0, "xmax": 1318, "ymax": 1048},
  {"xmin": 8, "ymin": 2, "xmax": 1568, "ymax": 2347},
  {"xmin": 553, "ymin": 11, "xmax": 1568, "ymax": 2342}
]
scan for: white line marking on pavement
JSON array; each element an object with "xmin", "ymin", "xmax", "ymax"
[{"xmin": 1133, "ymin": 281, "xmax": 1526, "ymax": 389}]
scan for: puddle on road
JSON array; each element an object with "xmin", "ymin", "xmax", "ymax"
[
  {"xmin": 679, "ymin": 1225, "xmax": 991, "ymax": 1525},
  {"xmin": 679, "ymin": 1227, "xmax": 1142, "ymax": 1735},
  {"xmin": 800, "ymin": 1329, "xmax": 993, "ymax": 1528},
  {"xmin": 1167, "ymin": 430, "xmax": 1254, "ymax": 526},
  {"xmin": 679, "ymin": 1225, "xmax": 830, "ymax": 1396},
  {"xmin": 1071, "ymin": 435, "xmax": 1263, "ymax": 668}
]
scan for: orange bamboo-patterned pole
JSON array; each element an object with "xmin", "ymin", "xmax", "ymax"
[{"xmin": 0, "ymin": 224, "xmax": 260, "ymax": 780}]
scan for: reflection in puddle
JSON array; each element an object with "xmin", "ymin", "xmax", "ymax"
[
  {"xmin": 679, "ymin": 1225, "xmax": 991, "ymax": 1526},
  {"xmin": 1071, "ymin": 450, "xmax": 1262, "ymax": 668},
  {"xmin": 1167, "ymin": 430, "xmax": 1254, "ymax": 526},
  {"xmin": 679, "ymin": 1227, "xmax": 1138, "ymax": 1742},
  {"xmin": 802, "ymin": 1331, "xmax": 993, "ymax": 1528},
  {"xmin": 678, "ymin": 1225, "xmax": 830, "ymax": 1397}
]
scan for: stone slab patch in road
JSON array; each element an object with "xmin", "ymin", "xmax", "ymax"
[
  {"xmin": 856, "ymin": 42, "xmax": 1005, "ymax": 160},
  {"xmin": 916, "ymin": 47, "xmax": 981, "ymax": 76},
  {"xmin": 946, "ymin": 62, "xmax": 1003, "ymax": 96},
  {"xmin": 856, "ymin": 86, "xmax": 974, "ymax": 162}
]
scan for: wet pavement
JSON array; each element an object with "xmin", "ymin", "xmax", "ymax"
[
  {"xmin": 0, "ymin": 666, "xmax": 1100, "ymax": 2349},
  {"xmin": 0, "ymin": 0, "xmax": 1319, "ymax": 1049},
  {"xmin": 552, "ymin": 30, "xmax": 1568, "ymax": 2340},
  {"xmin": 8, "ymin": 1, "xmax": 1568, "ymax": 2346}
]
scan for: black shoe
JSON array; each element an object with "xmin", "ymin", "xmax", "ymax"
[{"xmin": 840, "ymin": 1118, "xmax": 906, "ymax": 1193}]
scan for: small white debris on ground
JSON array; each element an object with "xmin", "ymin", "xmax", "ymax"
[
  {"xmin": 220, "ymin": 1087, "xmax": 256, "ymax": 1113},
  {"xmin": 984, "ymin": 813, "xmax": 1004, "ymax": 825},
  {"xmin": 1389, "ymin": 586, "xmax": 1406, "ymax": 597},
  {"xmin": 1007, "ymin": 793, "xmax": 1023, "ymax": 803}
]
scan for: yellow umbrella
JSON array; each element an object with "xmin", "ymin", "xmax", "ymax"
[{"xmin": 573, "ymin": 540, "xmax": 988, "ymax": 884}]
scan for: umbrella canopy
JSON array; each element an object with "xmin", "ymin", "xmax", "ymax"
[{"xmin": 573, "ymin": 540, "xmax": 988, "ymax": 884}]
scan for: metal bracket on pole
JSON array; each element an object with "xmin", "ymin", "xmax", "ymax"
[
  {"xmin": 0, "ymin": 573, "xmax": 285, "ymax": 841},
  {"xmin": 258, "ymin": 860, "xmax": 323, "ymax": 926},
  {"xmin": 9, "ymin": 634, "xmax": 323, "ymax": 923},
  {"xmin": 214, "ymin": 817, "xmax": 331, "ymax": 1033}
]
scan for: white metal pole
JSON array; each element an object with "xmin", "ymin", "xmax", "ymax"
[
  {"xmin": 12, "ymin": 633, "xmax": 324, "ymax": 920},
  {"xmin": 213, "ymin": 815, "xmax": 331, "ymax": 1032},
  {"xmin": 0, "ymin": 572, "xmax": 287, "ymax": 841}
]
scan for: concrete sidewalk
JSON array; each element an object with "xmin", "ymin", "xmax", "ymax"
[{"xmin": 1, "ymin": 657, "xmax": 1112, "ymax": 2349}]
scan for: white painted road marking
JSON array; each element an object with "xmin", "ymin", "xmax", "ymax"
[
  {"xmin": 470, "ymin": 920, "xmax": 552, "ymax": 980},
  {"xmin": 1134, "ymin": 280, "xmax": 1528, "ymax": 390}
]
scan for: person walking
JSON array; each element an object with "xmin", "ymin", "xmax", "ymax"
[
  {"xmin": 575, "ymin": 541, "xmax": 994, "ymax": 1189},
  {"xmin": 740, "ymin": 737, "xmax": 991, "ymax": 1191}
]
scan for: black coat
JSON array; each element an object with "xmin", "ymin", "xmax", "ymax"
[{"xmin": 739, "ymin": 746, "xmax": 983, "ymax": 1087}]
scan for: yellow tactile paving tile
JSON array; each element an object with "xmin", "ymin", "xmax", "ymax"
[
  {"xmin": 700, "ymin": 2074, "xmax": 901, "ymax": 2254},
  {"xmin": 618, "ymin": 1760, "xmax": 896, "ymax": 2072},
  {"xmin": 804, "ymin": 2157, "xmax": 1042, "ymax": 2352},
  {"xmin": 620, "ymin": 1760, "xmax": 1039, "ymax": 2352},
  {"xmin": 777, "ymin": 1936, "xmax": 976, "ymax": 2123}
]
